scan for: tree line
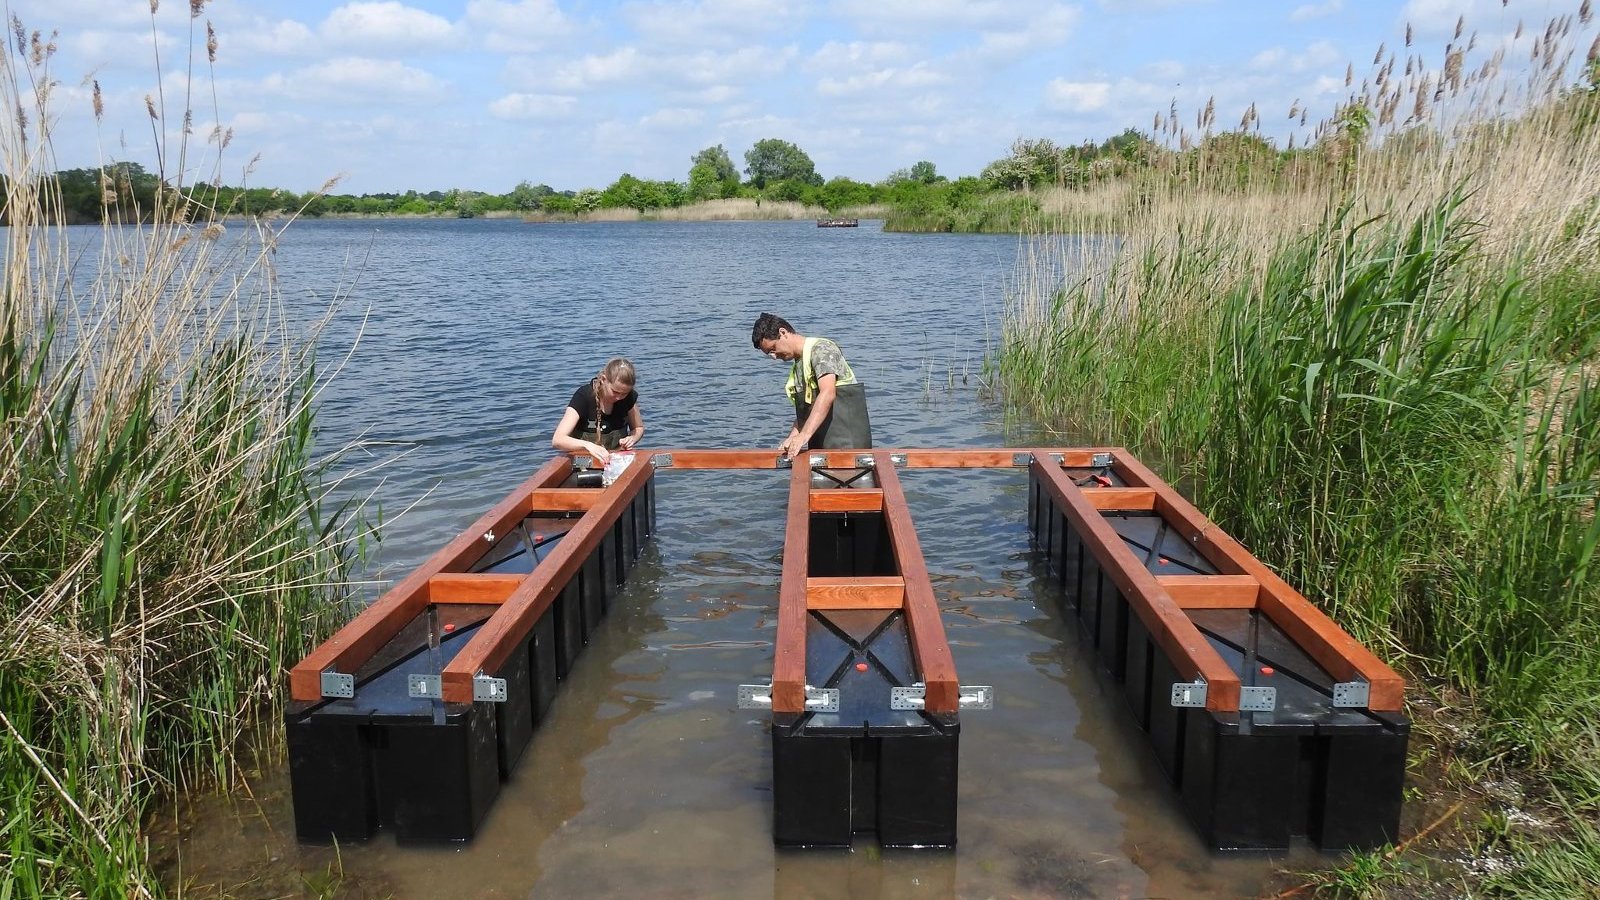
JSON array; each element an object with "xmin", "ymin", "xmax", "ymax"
[{"xmin": 17, "ymin": 127, "xmax": 1365, "ymax": 224}]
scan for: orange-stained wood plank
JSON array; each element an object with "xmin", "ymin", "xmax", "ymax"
[
  {"xmin": 806, "ymin": 576, "xmax": 904, "ymax": 609},
  {"xmin": 809, "ymin": 489, "xmax": 884, "ymax": 512},
  {"xmin": 1113, "ymin": 452, "xmax": 1405, "ymax": 711},
  {"xmin": 875, "ymin": 453, "xmax": 961, "ymax": 713},
  {"xmin": 1033, "ymin": 453, "xmax": 1242, "ymax": 711},
  {"xmin": 427, "ymin": 573, "xmax": 526, "ymax": 605},
  {"xmin": 528, "ymin": 488, "xmax": 600, "ymax": 512},
  {"xmin": 1156, "ymin": 575, "xmax": 1260, "ymax": 609},
  {"xmin": 439, "ymin": 454, "xmax": 653, "ymax": 703},
  {"xmin": 288, "ymin": 455, "xmax": 572, "ymax": 701},
  {"xmin": 772, "ymin": 457, "xmax": 813, "ymax": 713},
  {"xmin": 1083, "ymin": 487, "xmax": 1157, "ymax": 511}
]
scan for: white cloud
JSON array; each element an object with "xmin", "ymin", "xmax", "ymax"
[
  {"xmin": 974, "ymin": 4, "xmax": 1081, "ymax": 59},
  {"xmin": 817, "ymin": 63, "xmax": 952, "ymax": 97},
  {"xmin": 489, "ymin": 92, "xmax": 579, "ymax": 119},
  {"xmin": 1290, "ymin": 0, "xmax": 1342, "ymax": 22},
  {"xmin": 321, "ymin": 2, "xmax": 456, "ymax": 52},
  {"xmin": 229, "ymin": 18, "xmax": 320, "ymax": 57},
  {"xmin": 622, "ymin": 0, "xmax": 804, "ymax": 46},
  {"xmin": 1044, "ymin": 79, "xmax": 1110, "ymax": 112},
  {"xmin": 1400, "ymin": 0, "xmax": 1509, "ymax": 38},
  {"xmin": 465, "ymin": 0, "xmax": 575, "ymax": 52},
  {"xmin": 260, "ymin": 57, "xmax": 448, "ymax": 104},
  {"xmin": 534, "ymin": 44, "xmax": 797, "ymax": 93},
  {"xmin": 807, "ymin": 40, "xmax": 915, "ymax": 72},
  {"xmin": 832, "ymin": 0, "xmax": 1080, "ymax": 35},
  {"xmin": 640, "ymin": 107, "xmax": 704, "ymax": 129},
  {"xmin": 542, "ymin": 47, "xmax": 649, "ymax": 91},
  {"xmin": 1251, "ymin": 40, "xmax": 1341, "ymax": 73}
]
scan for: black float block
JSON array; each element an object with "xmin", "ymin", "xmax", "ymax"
[
  {"xmin": 285, "ymin": 711, "xmax": 378, "ymax": 842},
  {"xmin": 373, "ymin": 701, "xmax": 501, "ymax": 843},
  {"xmin": 1180, "ymin": 712, "xmax": 1301, "ymax": 849},
  {"xmin": 554, "ymin": 576, "xmax": 584, "ymax": 679},
  {"xmin": 1316, "ymin": 714, "xmax": 1409, "ymax": 849},
  {"xmin": 579, "ymin": 543, "xmax": 605, "ymax": 639},
  {"xmin": 769, "ymin": 609, "xmax": 959, "ymax": 849},
  {"xmin": 1145, "ymin": 649, "xmax": 1188, "ymax": 784},
  {"xmin": 1122, "ymin": 610, "xmax": 1153, "ymax": 730},
  {"xmin": 528, "ymin": 607, "xmax": 559, "ymax": 723},
  {"xmin": 493, "ymin": 633, "xmax": 536, "ymax": 777}
]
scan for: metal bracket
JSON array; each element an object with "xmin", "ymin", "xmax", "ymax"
[
  {"xmin": 889, "ymin": 684, "xmax": 995, "ymax": 711},
  {"xmin": 320, "ymin": 671, "xmax": 354, "ymax": 699},
  {"xmin": 1090, "ymin": 451, "xmax": 1115, "ymax": 468},
  {"xmin": 407, "ymin": 673, "xmax": 441, "ymax": 699},
  {"xmin": 808, "ymin": 453, "xmax": 827, "ymax": 468},
  {"xmin": 776, "ymin": 456, "xmax": 792, "ymax": 469},
  {"xmin": 1240, "ymin": 685, "xmax": 1277, "ymax": 712},
  {"xmin": 855, "ymin": 453, "xmax": 905, "ymax": 467},
  {"xmin": 483, "ymin": 529, "xmax": 495, "ymax": 543},
  {"xmin": 1171, "ymin": 679, "xmax": 1207, "ymax": 707},
  {"xmin": 735, "ymin": 684, "xmax": 838, "ymax": 712},
  {"xmin": 652, "ymin": 453, "xmax": 674, "ymax": 468},
  {"xmin": 1332, "ymin": 680, "xmax": 1370, "ymax": 708},
  {"xmin": 473, "ymin": 675, "xmax": 508, "ymax": 703},
  {"xmin": 1012, "ymin": 451, "xmax": 1065, "ymax": 466}
]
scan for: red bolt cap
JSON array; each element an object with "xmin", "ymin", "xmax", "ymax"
[
  {"xmin": 855, "ymin": 662, "xmax": 868, "ymax": 672},
  {"xmin": 443, "ymin": 623, "xmax": 456, "ymax": 633},
  {"xmin": 1260, "ymin": 666, "xmax": 1274, "ymax": 676}
]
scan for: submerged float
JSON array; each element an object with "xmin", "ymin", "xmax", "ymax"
[{"xmin": 285, "ymin": 448, "xmax": 1406, "ymax": 851}]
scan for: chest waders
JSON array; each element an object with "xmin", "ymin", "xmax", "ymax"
[{"xmin": 785, "ymin": 336, "xmax": 872, "ymax": 449}]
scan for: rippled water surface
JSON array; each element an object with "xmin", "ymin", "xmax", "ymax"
[{"xmin": 163, "ymin": 218, "xmax": 1309, "ymax": 898}]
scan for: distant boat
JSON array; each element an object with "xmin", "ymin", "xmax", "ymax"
[{"xmin": 817, "ymin": 217, "xmax": 858, "ymax": 228}]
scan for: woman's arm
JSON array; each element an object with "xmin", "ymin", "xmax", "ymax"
[
  {"xmin": 618, "ymin": 404, "xmax": 645, "ymax": 450},
  {"xmin": 552, "ymin": 406, "xmax": 610, "ymax": 464}
]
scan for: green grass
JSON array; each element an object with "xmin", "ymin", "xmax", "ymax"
[
  {"xmin": 0, "ymin": 12, "xmax": 362, "ymax": 898},
  {"xmin": 993, "ymin": 32, "xmax": 1600, "ymax": 890}
]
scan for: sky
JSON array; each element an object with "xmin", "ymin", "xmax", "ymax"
[{"xmin": 6, "ymin": 0, "xmax": 1591, "ymax": 195}]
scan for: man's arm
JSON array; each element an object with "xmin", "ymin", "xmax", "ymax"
[{"xmin": 790, "ymin": 373, "xmax": 837, "ymax": 451}]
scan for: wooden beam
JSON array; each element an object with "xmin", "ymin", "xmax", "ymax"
[
  {"xmin": 1082, "ymin": 487, "xmax": 1157, "ymax": 511},
  {"xmin": 809, "ymin": 489, "xmax": 883, "ymax": 512},
  {"xmin": 1032, "ymin": 453, "xmax": 1242, "ymax": 711},
  {"xmin": 875, "ymin": 452, "xmax": 961, "ymax": 713},
  {"xmin": 288, "ymin": 456, "xmax": 572, "ymax": 701},
  {"xmin": 1157, "ymin": 575, "xmax": 1260, "ymax": 609},
  {"xmin": 527, "ymin": 488, "xmax": 600, "ymax": 512},
  {"xmin": 427, "ymin": 573, "xmax": 525, "ymax": 605},
  {"xmin": 772, "ymin": 456, "xmax": 813, "ymax": 713},
  {"xmin": 439, "ymin": 453, "xmax": 653, "ymax": 703},
  {"xmin": 806, "ymin": 576, "xmax": 904, "ymax": 609},
  {"xmin": 1114, "ymin": 452, "xmax": 1405, "ymax": 712}
]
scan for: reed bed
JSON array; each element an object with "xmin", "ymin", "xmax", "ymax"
[
  {"xmin": 0, "ymin": 10, "xmax": 359, "ymax": 897},
  {"xmin": 996, "ymin": 5, "xmax": 1600, "ymax": 892}
]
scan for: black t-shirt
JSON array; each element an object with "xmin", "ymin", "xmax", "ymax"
[{"xmin": 567, "ymin": 382, "xmax": 638, "ymax": 437}]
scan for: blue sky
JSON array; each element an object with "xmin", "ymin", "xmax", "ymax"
[{"xmin": 10, "ymin": 0, "xmax": 1588, "ymax": 195}]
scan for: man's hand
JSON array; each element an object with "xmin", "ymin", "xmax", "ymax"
[{"xmin": 779, "ymin": 435, "xmax": 804, "ymax": 459}]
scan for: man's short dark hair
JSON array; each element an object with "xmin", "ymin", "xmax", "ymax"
[{"xmin": 751, "ymin": 313, "xmax": 793, "ymax": 347}]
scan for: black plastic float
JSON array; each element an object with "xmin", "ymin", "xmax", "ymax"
[{"xmin": 284, "ymin": 448, "xmax": 1407, "ymax": 853}]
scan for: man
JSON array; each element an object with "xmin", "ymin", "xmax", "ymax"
[{"xmin": 750, "ymin": 312, "xmax": 872, "ymax": 457}]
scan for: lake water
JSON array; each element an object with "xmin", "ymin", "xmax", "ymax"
[{"xmin": 162, "ymin": 218, "xmax": 1309, "ymax": 898}]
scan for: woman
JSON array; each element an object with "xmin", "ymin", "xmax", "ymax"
[{"xmin": 551, "ymin": 357, "xmax": 644, "ymax": 465}]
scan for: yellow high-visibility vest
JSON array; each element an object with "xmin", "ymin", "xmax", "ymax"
[{"xmin": 784, "ymin": 336, "xmax": 858, "ymax": 405}]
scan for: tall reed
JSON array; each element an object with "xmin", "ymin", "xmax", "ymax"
[
  {"xmin": 996, "ymin": 5, "xmax": 1600, "ymax": 890},
  {"xmin": 0, "ymin": 8, "xmax": 358, "ymax": 896}
]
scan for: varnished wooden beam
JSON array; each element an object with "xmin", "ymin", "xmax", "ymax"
[
  {"xmin": 875, "ymin": 452, "xmax": 961, "ymax": 713},
  {"xmin": 806, "ymin": 576, "xmax": 905, "ymax": 609},
  {"xmin": 288, "ymin": 456, "xmax": 571, "ymax": 701},
  {"xmin": 809, "ymin": 489, "xmax": 884, "ymax": 512},
  {"xmin": 772, "ymin": 457, "xmax": 813, "ymax": 713},
  {"xmin": 1156, "ymin": 574, "xmax": 1260, "ymax": 609},
  {"xmin": 528, "ymin": 488, "xmax": 600, "ymax": 512},
  {"xmin": 427, "ymin": 573, "xmax": 525, "ymax": 605}
]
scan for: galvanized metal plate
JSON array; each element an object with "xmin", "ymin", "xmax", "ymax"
[
  {"xmin": 808, "ymin": 453, "xmax": 827, "ymax": 467},
  {"xmin": 407, "ymin": 673, "xmax": 441, "ymax": 699},
  {"xmin": 1091, "ymin": 451, "xmax": 1115, "ymax": 468},
  {"xmin": 1240, "ymin": 685, "xmax": 1277, "ymax": 712},
  {"xmin": 653, "ymin": 453, "xmax": 674, "ymax": 468},
  {"xmin": 804, "ymin": 686, "xmax": 840, "ymax": 713},
  {"xmin": 1171, "ymin": 680, "xmax": 1207, "ymax": 708},
  {"xmin": 959, "ymin": 685, "xmax": 995, "ymax": 710},
  {"xmin": 737, "ymin": 684, "xmax": 772, "ymax": 709},
  {"xmin": 1332, "ymin": 680, "xmax": 1370, "ymax": 708},
  {"xmin": 320, "ymin": 671, "xmax": 354, "ymax": 699},
  {"xmin": 854, "ymin": 454, "xmax": 876, "ymax": 467},
  {"xmin": 473, "ymin": 675, "xmax": 508, "ymax": 703},
  {"xmin": 890, "ymin": 685, "xmax": 926, "ymax": 711}
]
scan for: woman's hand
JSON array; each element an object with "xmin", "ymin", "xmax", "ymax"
[
  {"xmin": 618, "ymin": 434, "xmax": 639, "ymax": 451},
  {"xmin": 588, "ymin": 442, "xmax": 611, "ymax": 465}
]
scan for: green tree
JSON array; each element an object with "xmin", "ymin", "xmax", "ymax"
[
  {"xmin": 508, "ymin": 180, "xmax": 554, "ymax": 210},
  {"xmin": 909, "ymin": 160, "xmax": 940, "ymax": 184},
  {"xmin": 744, "ymin": 138, "xmax": 820, "ymax": 188},
  {"xmin": 690, "ymin": 144, "xmax": 738, "ymax": 183}
]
